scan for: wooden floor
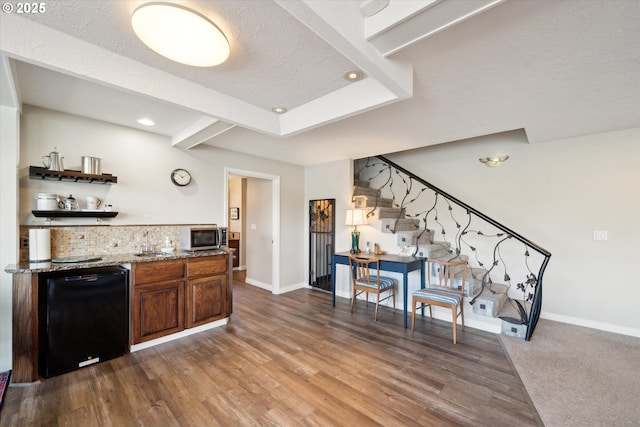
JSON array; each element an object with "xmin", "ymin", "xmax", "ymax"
[{"xmin": 1, "ymin": 273, "xmax": 542, "ymax": 427}]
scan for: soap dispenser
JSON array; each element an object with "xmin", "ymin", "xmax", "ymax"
[{"xmin": 161, "ymin": 236, "xmax": 174, "ymax": 254}]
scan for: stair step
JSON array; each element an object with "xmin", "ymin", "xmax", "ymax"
[
  {"xmin": 354, "ymin": 179, "xmax": 370, "ymax": 188},
  {"xmin": 397, "ymin": 231, "xmax": 414, "ymax": 246},
  {"xmin": 353, "ymin": 186, "xmax": 379, "ymax": 198},
  {"xmin": 381, "ymin": 218, "xmax": 420, "ymax": 233},
  {"xmin": 482, "ymin": 281, "xmax": 509, "ymax": 295},
  {"xmin": 472, "ymin": 291, "xmax": 508, "ymax": 317},
  {"xmin": 353, "ymin": 195, "xmax": 394, "ymax": 208},
  {"xmin": 498, "ymin": 299, "xmax": 531, "ymax": 339},
  {"xmin": 468, "ymin": 267, "xmax": 488, "ymax": 281},
  {"xmin": 415, "ymin": 241, "xmax": 453, "ymax": 259},
  {"xmin": 498, "ymin": 299, "xmax": 532, "ymax": 319},
  {"xmin": 376, "ymin": 207, "xmax": 405, "ymax": 219},
  {"xmin": 453, "ymin": 270, "xmax": 480, "ymax": 297},
  {"xmin": 501, "ymin": 321, "xmax": 527, "ymax": 339},
  {"xmin": 396, "ymin": 230, "xmax": 434, "ymax": 246}
]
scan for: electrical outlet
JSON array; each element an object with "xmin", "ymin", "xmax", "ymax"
[
  {"xmin": 593, "ymin": 230, "xmax": 608, "ymax": 241},
  {"xmin": 21, "ymin": 238, "xmax": 29, "ymax": 249}
]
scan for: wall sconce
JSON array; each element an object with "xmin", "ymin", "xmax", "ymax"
[
  {"xmin": 345, "ymin": 209, "xmax": 366, "ymax": 253},
  {"xmin": 479, "ymin": 155, "xmax": 509, "ymax": 168}
]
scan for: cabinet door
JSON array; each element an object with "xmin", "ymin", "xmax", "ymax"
[
  {"xmin": 186, "ymin": 275, "xmax": 227, "ymax": 328},
  {"xmin": 132, "ymin": 280, "xmax": 184, "ymax": 344}
]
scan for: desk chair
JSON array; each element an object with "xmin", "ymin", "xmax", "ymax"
[
  {"xmin": 411, "ymin": 258, "xmax": 468, "ymax": 344},
  {"xmin": 348, "ymin": 255, "xmax": 397, "ymax": 321}
]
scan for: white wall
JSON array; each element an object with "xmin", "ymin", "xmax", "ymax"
[
  {"xmin": 20, "ymin": 106, "xmax": 222, "ymax": 226},
  {"xmin": 0, "ymin": 106, "xmax": 20, "ymax": 372},
  {"xmin": 304, "ymin": 159, "xmax": 352, "ymax": 296},
  {"xmin": 2, "ymin": 105, "xmax": 307, "ymax": 369},
  {"xmin": 377, "ymin": 128, "xmax": 640, "ymax": 335},
  {"xmin": 245, "ymin": 178, "xmax": 272, "ymax": 288}
]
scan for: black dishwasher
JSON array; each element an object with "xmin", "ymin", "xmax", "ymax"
[{"xmin": 39, "ymin": 266, "xmax": 129, "ymax": 378}]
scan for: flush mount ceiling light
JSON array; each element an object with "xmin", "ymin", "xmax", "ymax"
[
  {"xmin": 479, "ymin": 155, "xmax": 509, "ymax": 167},
  {"xmin": 272, "ymin": 106, "xmax": 288, "ymax": 114},
  {"xmin": 131, "ymin": 2, "xmax": 230, "ymax": 67},
  {"xmin": 137, "ymin": 117, "xmax": 155, "ymax": 126},
  {"xmin": 344, "ymin": 70, "xmax": 364, "ymax": 82}
]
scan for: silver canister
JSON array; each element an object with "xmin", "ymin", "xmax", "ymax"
[
  {"xmin": 81, "ymin": 156, "xmax": 101, "ymax": 174},
  {"xmin": 92, "ymin": 157, "xmax": 101, "ymax": 175},
  {"xmin": 81, "ymin": 156, "xmax": 93, "ymax": 174}
]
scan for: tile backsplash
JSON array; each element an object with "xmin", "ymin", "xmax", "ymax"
[{"xmin": 19, "ymin": 225, "xmax": 209, "ymax": 262}]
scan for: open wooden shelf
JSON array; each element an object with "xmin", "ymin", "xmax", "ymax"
[{"xmin": 29, "ymin": 166, "xmax": 118, "ymax": 184}]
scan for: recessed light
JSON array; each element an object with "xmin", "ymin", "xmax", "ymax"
[
  {"xmin": 272, "ymin": 106, "xmax": 287, "ymax": 114},
  {"xmin": 131, "ymin": 3, "xmax": 230, "ymax": 67},
  {"xmin": 344, "ymin": 70, "xmax": 364, "ymax": 81},
  {"xmin": 137, "ymin": 118, "xmax": 155, "ymax": 126}
]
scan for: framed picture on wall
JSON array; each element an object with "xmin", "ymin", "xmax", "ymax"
[{"xmin": 230, "ymin": 207, "xmax": 240, "ymax": 220}]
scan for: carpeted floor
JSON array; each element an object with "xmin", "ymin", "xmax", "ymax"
[{"xmin": 501, "ymin": 319, "xmax": 640, "ymax": 427}]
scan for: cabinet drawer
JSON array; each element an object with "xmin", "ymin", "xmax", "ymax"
[
  {"xmin": 187, "ymin": 255, "xmax": 227, "ymax": 279},
  {"xmin": 133, "ymin": 259, "xmax": 185, "ymax": 285}
]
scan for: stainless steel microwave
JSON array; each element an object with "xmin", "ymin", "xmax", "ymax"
[{"xmin": 179, "ymin": 225, "xmax": 224, "ymax": 251}]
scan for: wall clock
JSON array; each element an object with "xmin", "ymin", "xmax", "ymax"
[{"xmin": 170, "ymin": 168, "xmax": 192, "ymax": 186}]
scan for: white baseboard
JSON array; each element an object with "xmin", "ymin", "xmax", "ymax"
[
  {"xmin": 334, "ymin": 293, "xmax": 502, "ymax": 334},
  {"xmin": 337, "ymin": 290, "xmax": 640, "ymax": 338},
  {"xmin": 245, "ymin": 278, "xmax": 307, "ymax": 295},
  {"xmin": 275, "ymin": 282, "xmax": 307, "ymax": 294},
  {"xmin": 244, "ymin": 277, "xmax": 272, "ymax": 291},
  {"xmin": 541, "ymin": 312, "xmax": 640, "ymax": 338},
  {"xmin": 130, "ymin": 318, "xmax": 228, "ymax": 352}
]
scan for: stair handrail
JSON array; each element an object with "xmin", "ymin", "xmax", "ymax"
[
  {"xmin": 376, "ymin": 155, "xmax": 551, "ymax": 258},
  {"xmin": 370, "ymin": 155, "xmax": 552, "ymax": 340}
]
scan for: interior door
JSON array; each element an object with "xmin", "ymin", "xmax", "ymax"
[{"xmin": 309, "ymin": 199, "xmax": 335, "ymax": 291}]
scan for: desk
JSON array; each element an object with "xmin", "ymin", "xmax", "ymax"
[{"xmin": 331, "ymin": 251, "xmax": 425, "ymax": 328}]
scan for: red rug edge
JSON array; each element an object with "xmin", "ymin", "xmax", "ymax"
[{"xmin": 0, "ymin": 370, "xmax": 11, "ymax": 411}]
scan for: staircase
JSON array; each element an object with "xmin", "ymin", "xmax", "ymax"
[{"xmin": 353, "ymin": 156, "xmax": 551, "ymax": 340}]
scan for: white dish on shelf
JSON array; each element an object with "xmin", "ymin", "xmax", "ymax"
[
  {"xmin": 81, "ymin": 209, "xmax": 105, "ymax": 212},
  {"xmin": 160, "ymin": 247, "xmax": 175, "ymax": 253}
]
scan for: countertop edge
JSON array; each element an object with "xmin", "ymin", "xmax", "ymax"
[{"xmin": 4, "ymin": 249, "xmax": 232, "ymax": 274}]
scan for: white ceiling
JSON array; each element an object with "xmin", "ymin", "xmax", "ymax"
[{"xmin": 1, "ymin": 0, "xmax": 639, "ymax": 165}]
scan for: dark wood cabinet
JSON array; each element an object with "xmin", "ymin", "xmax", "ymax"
[
  {"xmin": 131, "ymin": 259, "xmax": 185, "ymax": 344},
  {"xmin": 228, "ymin": 239, "xmax": 240, "ymax": 268},
  {"xmin": 132, "ymin": 255, "xmax": 229, "ymax": 343},
  {"xmin": 132, "ymin": 259, "xmax": 185, "ymax": 285},
  {"xmin": 186, "ymin": 255, "xmax": 228, "ymax": 327},
  {"xmin": 186, "ymin": 275, "xmax": 226, "ymax": 327},
  {"xmin": 11, "ymin": 272, "xmax": 39, "ymax": 383},
  {"xmin": 132, "ymin": 280, "xmax": 185, "ymax": 343}
]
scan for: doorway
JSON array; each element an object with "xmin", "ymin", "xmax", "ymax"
[
  {"xmin": 308, "ymin": 199, "xmax": 335, "ymax": 292},
  {"xmin": 225, "ymin": 168, "xmax": 280, "ymax": 294}
]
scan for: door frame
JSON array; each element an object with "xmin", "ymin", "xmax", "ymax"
[{"xmin": 224, "ymin": 167, "xmax": 281, "ymax": 294}]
